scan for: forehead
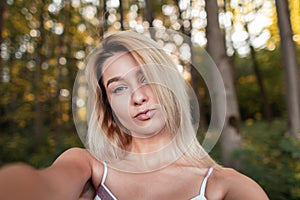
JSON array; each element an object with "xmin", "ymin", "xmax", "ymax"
[{"xmin": 102, "ymin": 52, "xmax": 140, "ymax": 84}]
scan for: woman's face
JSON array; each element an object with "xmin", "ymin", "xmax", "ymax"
[{"xmin": 101, "ymin": 52, "xmax": 167, "ymax": 138}]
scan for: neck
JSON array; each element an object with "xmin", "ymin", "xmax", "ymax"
[
  {"xmin": 112, "ymin": 128, "xmax": 185, "ymax": 172},
  {"xmin": 130, "ymin": 128, "xmax": 172, "ymax": 154}
]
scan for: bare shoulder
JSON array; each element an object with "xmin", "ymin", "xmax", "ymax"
[
  {"xmin": 54, "ymin": 147, "xmax": 93, "ymax": 162},
  {"xmin": 54, "ymin": 148, "xmax": 101, "ymax": 167},
  {"xmin": 58, "ymin": 147, "xmax": 103, "ymax": 180},
  {"xmin": 208, "ymin": 167, "xmax": 269, "ymax": 200}
]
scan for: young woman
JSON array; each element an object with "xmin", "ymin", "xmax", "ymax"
[{"xmin": 0, "ymin": 31, "xmax": 269, "ymax": 200}]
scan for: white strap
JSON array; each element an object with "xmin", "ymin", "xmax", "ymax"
[
  {"xmin": 101, "ymin": 162, "xmax": 108, "ymax": 185},
  {"xmin": 98, "ymin": 162, "xmax": 118, "ymax": 200},
  {"xmin": 199, "ymin": 167, "xmax": 213, "ymax": 196}
]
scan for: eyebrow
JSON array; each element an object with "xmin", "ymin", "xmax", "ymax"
[
  {"xmin": 105, "ymin": 68, "xmax": 144, "ymax": 88},
  {"xmin": 136, "ymin": 69, "xmax": 143, "ymax": 77},
  {"xmin": 106, "ymin": 76, "xmax": 122, "ymax": 88}
]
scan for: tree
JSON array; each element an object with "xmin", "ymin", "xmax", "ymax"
[
  {"xmin": 144, "ymin": 0, "xmax": 155, "ymax": 39},
  {"xmin": 119, "ymin": 0, "xmax": 125, "ymax": 30},
  {"xmin": 275, "ymin": 0, "xmax": 300, "ymax": 139},
  {"xmin": 241, "ymin": 1, "xmax": 273, "ymax": 122},
  {"xmin": 205, "ymin": 0, "xmax": 241, "ymax": 168},
  {"xmin": 226, "ymin": 0, "xmax": 274, "ymax": 122},
  {"xmin": 174, "ymin": 0, "xmax": 207, "ymax": 130},
  {"xmin": 0, "ymin": 0, "xmax": 7, "ymax": 83},
  {"xmin": 99, "ymin": 0, "xmax": 109, "ymax": 39}
]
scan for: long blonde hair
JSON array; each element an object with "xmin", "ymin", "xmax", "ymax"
[{"xmin": 85, "ymin": 31, "xmax": 217, "ymax": 168}]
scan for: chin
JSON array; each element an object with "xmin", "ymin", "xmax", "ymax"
[{"xmin": 131, "ymin": 124, "xmax": 168, "ymax": 139}]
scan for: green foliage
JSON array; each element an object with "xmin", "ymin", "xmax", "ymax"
[
  {"xmin": 0, "ymin": 0, "xmax": 94, "ymax": 168},
  {"xmin": 235, "ymin": 48, "xmax": 286, "ymax": 120},
  {"xmin": 0, "ymin": 130, "xmax": 83, "ymax": 168},
  {"xmin": 0, "ymin": 1, "xmax": 299, "ymax": 199},
  {"xmin": 235, "ymin": 119, "xmax": 300, "ymax": 200}
]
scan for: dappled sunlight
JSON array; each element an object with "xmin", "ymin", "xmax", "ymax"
[{"xmin": 0, "ymin": 0, "xmax": 299, "ymax": 199}]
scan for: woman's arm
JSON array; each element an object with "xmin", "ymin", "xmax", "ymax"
[{"xmin": 0, "ymin": 148, "xmax": 102, "ymax": 200}]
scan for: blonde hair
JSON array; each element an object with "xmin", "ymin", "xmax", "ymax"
[{"xmin": 85, "ymin": 31, "xmax": 217, "ymax": 167}]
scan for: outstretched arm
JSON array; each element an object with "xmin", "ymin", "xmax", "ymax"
[{"xmin": 0, "ymin": 148, "xmax": 102, "ymax": 200}]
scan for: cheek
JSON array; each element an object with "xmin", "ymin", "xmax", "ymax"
[{"xmin": 110, "ymin": 96, "xmax": 130, "ymax": 118}]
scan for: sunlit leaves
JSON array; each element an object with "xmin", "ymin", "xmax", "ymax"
[
  {"xmin": 0, "ymin": 0, "xmax": 299, "ymax": 182},
  {"xmin": 229, "ymin": 0, "xmax": 275, "ymax": 56},
  {"xmin": 289, "ymin": 0, "xmax": 300, "ymax": 44},
  {"xmin": 48, "ymin": 0, "xmax": 64, "ymax": 14}
]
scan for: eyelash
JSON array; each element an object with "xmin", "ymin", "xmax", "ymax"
[
  {"xmin": 140, "ymin": 77, "xmax": 146, "ymax": 84},
  {"xmin": 111, "ymin": 75, "xmax": 147, "ymax": 94},
  {"xmin": 112, "ymin": 85, "xmax": 128, "ymax": 94}
]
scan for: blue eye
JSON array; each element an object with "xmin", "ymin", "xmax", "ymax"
[{"xmin": 113, "ymin": 86, "xmax": 128, "ymax": 94}]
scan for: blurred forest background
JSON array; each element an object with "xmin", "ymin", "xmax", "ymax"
[{"xmin": 0, "ymin": 0, "xmax": 300, "ymax": 199}]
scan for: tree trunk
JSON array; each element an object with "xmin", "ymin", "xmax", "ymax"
[
  {"xmin": 54, "ymin": 1, "xmax": 71, "ymax": 142},
  {"xmin": 99, "ymin": 0, "xmax": 109, "ymax": 39},
  {"xmin": 250, "ymin": 45, "xmax": 273, "ymax": 122},
  {"xmin": 242, "ymin": 5, "xmax": 273, "ymax": 123},
  {"xmin": 119, "ymin": 0, "xmax": 125, "ymax": 30},
  {"xmin": 33, "ymin": 0, "xmax": 47, "ymax": 147},
  {"xmin": 0, "ymin": 0, "xmax": 5, "ymax": 44},
  {"xmin": 0, "ymin": 0, "xmax": 7, "ymax": 83},
  {"xmin": 275, "ymin": 0, "xmax": 300, "ymax": 139},
  {"xmin": 144, "ymin": 0, "xmax": 155, "ymax": 39},
  {"xmin": 176, "ymin": 0, "xmax": 208, "ymax": 131},
  {"xmin": 205, "ymin": 0, "xmax": 241, "ymax": 168}
]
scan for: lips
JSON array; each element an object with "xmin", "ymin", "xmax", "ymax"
[{"xmin": 134, "ymin": 109, "xmax": 155, "ymax": 120}]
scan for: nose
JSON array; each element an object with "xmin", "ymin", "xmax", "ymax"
[{"xmin": 131, "ymin": 86, "xmax": 148, "ymax": 106}]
